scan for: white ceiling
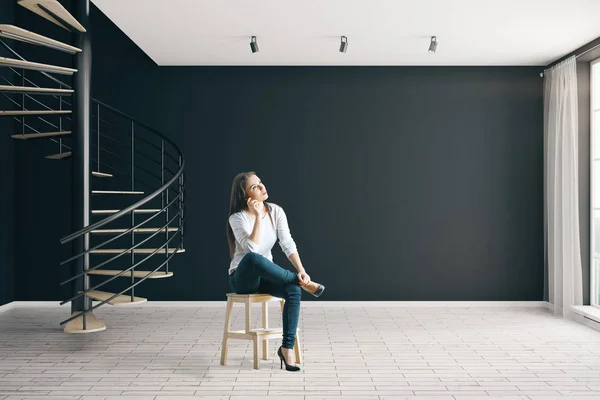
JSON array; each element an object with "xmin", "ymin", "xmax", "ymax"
[{"xmin": 91, "ymin": 0, "xmax": 600, "ymax": 66}]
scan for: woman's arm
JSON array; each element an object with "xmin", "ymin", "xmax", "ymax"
[
  {"xmin": 275, "ymin": 205, "xmax": 310, "ymax": 284},
  {"xmin": 248, "ymin": 212, "xmax": 262, "ymax": 245},
  {"xmin": 288, "ymin": 252, "xmax": 305, "ymax": 273},
  {"xmin": 229, "ymin": 213, "xmax": 261, "ymax": 252},
  {"xmin": 289, "ymin": 252, "xmax": 310, "ymax": 285},
  {"xmin": 275, "ymin": 205, "xmax": 298, "ymax": 257}
]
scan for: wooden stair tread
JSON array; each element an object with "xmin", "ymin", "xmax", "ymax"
[
  {"xmin": 0, "ymin": 85, "xmax": 73, "ymax": 94},
  {"xmin": 84, "ymin": 289, "xmax": 146, "ymax": 306},
  {"xmin": 0, "ymin": 56, "xmax": 77, "ymax": 75},
  {"xmin": 87, "ymin": 269, "xmax": 173, "ymax": 279},
  {"xmin": 92, "ymin": 190, "xmax": 145, "ymax": 195},
  {"xmin": 91, "ymin": 248, "xmax": 185, "ymax": 254},
  {"xmin": 18, "ymin": 0, "xmax": 86, "ymax": 33},
  {"xmin": 0, "ymin": 110, "xmax": 71, "ymax": 116},
  {"xmin": 92, "ymin": 209, "xmax": 161, "ymax": 215},
  {"xmin": 46, "ymin": 151, "xmax": 71, "ymax": 160},
  {"xmin": 0, "ymin": 24, "xmax": 81, "ymax": 53},
  {"xmin": 64, "ymin": 311, "xmax": 106, "ymax": 333},
  {"xmin": 91, "ymin": 227, "xmax": 178, "ymax": 234},
  {"xmin": 12, "ymin": 131, "xmax": 71, "ymax": 139},
  {"xmin": 92, "ymin": 171, "xmax": 113, "ymax": 178}
]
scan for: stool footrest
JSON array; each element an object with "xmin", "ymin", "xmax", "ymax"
[{"xmin": 230, "ymin": 328, "xmax": 282, "ymax": 336}]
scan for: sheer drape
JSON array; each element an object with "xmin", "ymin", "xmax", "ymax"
[{"xmin": 544, "ymin": 56, "xmax": 583, "ymax": 318}]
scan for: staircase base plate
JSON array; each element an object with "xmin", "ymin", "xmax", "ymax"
[{"xmin": 64, "ymin": 311, "xmax": 106, "ymax": 334}]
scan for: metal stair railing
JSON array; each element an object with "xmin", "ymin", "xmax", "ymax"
[
  {"xmin": 59, "ymin": 99, "xmax": 185, "ymax": 327},
  {"xmin": 0, "ymin": 30, "xmax": 185, "ymax": 330},
  {"xmin": 0, "ymin": 39, "xmax": 72, "ymax": 155}
]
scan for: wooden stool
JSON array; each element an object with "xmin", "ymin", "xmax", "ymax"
[{"xmin": 220, "ymin": 293, "xmax": 302, "ymax": 369}]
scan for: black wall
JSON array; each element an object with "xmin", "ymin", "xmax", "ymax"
[
  {"xmin": 0, "ymin": 0, "xmax": 15, "ymax": 307},
  {"xmin": 13, "ymin": 4, "xmax": 545, "ymax": 301},
  {"xmin": 10, "ymin": 2, "xmax": 74, "ymax": 302}
]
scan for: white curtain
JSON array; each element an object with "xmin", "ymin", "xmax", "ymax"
[{"xmin": 544, "ymin": 56, "xmax": 583, "ymax": 318}]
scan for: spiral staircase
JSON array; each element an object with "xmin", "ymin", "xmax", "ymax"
[{"xmin": 1, "ymin": 1, "xmax": 185, "ymax": 333}]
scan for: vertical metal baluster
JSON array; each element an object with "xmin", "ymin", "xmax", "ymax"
[
  {"xmin": 131, "ymin": 121, "xmax": 135, "ymax": 191},
  {"xmin": 161, "ymin": 140, "xmax": 165, "ymax": 274},
  {"xmin": 131, "ymin": 209, "xmax": 135, "ymax": 302},
  {"xmin": 82, "ymin": 99, "xmax": 88, "ymax": 326},
  {"xmin": 131, "ymin": 121, "xmax": 135, "ymax": 302},
  {"xmin": 165, "ymin": 169, "xmax": 170, "ymax": 274},
  {"xmin": 21, "ymin": 69, "xmax": 25, "ymax": 136},
  {"xmin": 161, "ymin": 140, "xmax": 164, "ymax": 208},
  {"xmin": 179, "ymin": 156, "xmax": 183, "ymax": 250},
  {"xmin": 59, "ymin": 83, "xmax": 62, "ymax": 151},
  {"xmin": 97, "ymin": 103, "xmax": 100, "ymax": 172}
]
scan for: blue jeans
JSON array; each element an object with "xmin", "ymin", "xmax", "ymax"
[{"xmin": 229, "ymin": 252, "xmax": 301, "ymax": 349}]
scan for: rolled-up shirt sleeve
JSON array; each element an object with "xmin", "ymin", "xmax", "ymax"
[
  {"xmin": 276, "ymin": 206, "xmax": 298, "ymax": 257},
  {"xmin": 229, "ymin": 214, "xmax": 260, "ymax": 253}
]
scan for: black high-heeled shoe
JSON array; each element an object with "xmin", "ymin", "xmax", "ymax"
[{"xmin": 277, "ymin": 346, "xmax": 301, "ymax": 372}]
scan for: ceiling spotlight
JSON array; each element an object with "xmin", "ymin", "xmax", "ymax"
[
  {"xmin": 428, "ymin": 36, "xmax": 437, "ymax": 54},
  {"xmin": 250, "ymin": 36, "xmax": 259, "ymax": 53},
  {"xmin": 339, "ymin": 36, "xmax": 348, "ymax": 53}
]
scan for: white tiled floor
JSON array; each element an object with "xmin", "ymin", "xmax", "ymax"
[{"xmin": 1, "ymin": 303, "xmax": 600, "ymax": 399}]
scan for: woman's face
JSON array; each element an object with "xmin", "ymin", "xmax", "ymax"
[{"xmin": 245, "ymin": 175, "xmax": 268, "ymax": 202}]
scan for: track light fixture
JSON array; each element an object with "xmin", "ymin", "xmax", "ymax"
[
  {"xmin": 339, "ymin": 36, "xmax": 348, "ymax": 53},
  {"xmin": 428, "ymin": 36, "xmax": 437, "ymax": 54},
  {"xmin": 250, "ymin": 36, "xmax": 259, "ymax": 53}
]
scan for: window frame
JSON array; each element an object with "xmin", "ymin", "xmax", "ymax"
[{"xmin": 591, "ymin": 57, "xmax": 600, "ymax": 309}]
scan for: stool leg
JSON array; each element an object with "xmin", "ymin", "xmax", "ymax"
[
  {"xmin": 245, "ymin": 297, "xmax": 252, "ymax": 334},
  {"xmin": 220, "ymin": 298, "xmax": 234, "ymax": 365},
  {"xmin": 262, "ymin": 302, "xmax": 269, "ymax": 360},
  {"xmin": 253, "ymin": 336, "xmax": 260, "ymax": 369},
  {"xmin": 245, "ymin": 298, "xmax": 260, "ymax": 369},
  {"xmin": 294, "ymin": 329, "xmax": 302, "ymax": 364}
]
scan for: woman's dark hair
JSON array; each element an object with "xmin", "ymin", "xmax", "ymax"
[{"xmin": 226, "ymin": 171, "xmax": 273, "ymax": 259}]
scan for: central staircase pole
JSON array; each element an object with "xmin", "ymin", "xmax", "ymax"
[{"xmin": 71, "ymin": 0, "xmax": 91, "ymax": 322}]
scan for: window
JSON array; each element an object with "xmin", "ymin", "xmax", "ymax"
[{"xmin": 592, "ymin": 58, "xmax": 600, "ymax": 308}]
